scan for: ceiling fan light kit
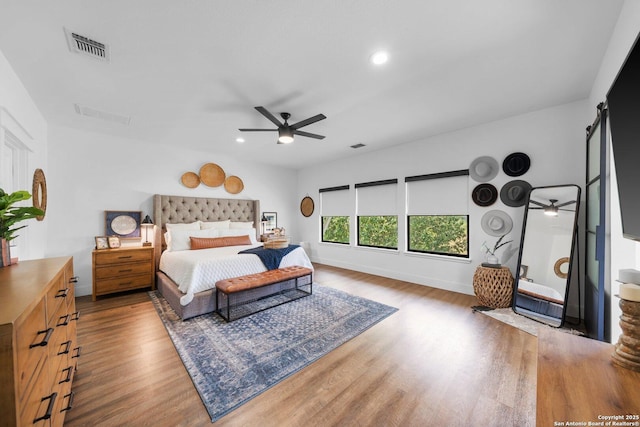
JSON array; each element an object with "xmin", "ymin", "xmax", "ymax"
[{"xmin": 239, "ymin": 106, "xmax": 326, "ymax": 145}]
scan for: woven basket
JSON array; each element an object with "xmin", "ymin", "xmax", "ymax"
[
  {"xmin": 473, "ymin": 266, "xmax": 514, "ymax": 308},
  {"xmin": 264, "ymin": 237, "xmax": 289, "ymax": 249}
]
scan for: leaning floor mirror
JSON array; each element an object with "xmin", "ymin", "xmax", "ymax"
[{"xmin": 513, "ymin": 184, "xmax": 581, "ymax": 327}]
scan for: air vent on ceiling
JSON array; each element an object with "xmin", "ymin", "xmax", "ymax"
[
  {"xmin": 64, "ymin": 28, "xmax": 110, "ymax": 61},
  {"xmin": 74, "ymin": 104, "xmax": 131, "ymax": 126},
  {"xmin": 350, "ymin": 143, "xmax": 366, "ymax": 149}
]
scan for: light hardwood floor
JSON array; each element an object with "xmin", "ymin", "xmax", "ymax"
[{"xmin": 64, "ymin": 263, "xmax": 536, "ymax": 426}]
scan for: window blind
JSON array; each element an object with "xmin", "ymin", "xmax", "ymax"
[
  {"xmin": 406, "ymin": 170, "xmax": 469, "ymax": 215},
  {"xmin": 319, "ymin": 185, "xmax": 351, "ymax": 216},
  {"xmin": 356, "ymin": 179, "xmax": 398, "ymax": 216}
]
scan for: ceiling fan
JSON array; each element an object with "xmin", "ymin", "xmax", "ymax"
[
  {"xmin": 239, "ymin": 106, "xmax": 326, "ymax": 144},
  {"xmin": 529, "ymin": 199, "xmax": 576, "ymax": 216}
]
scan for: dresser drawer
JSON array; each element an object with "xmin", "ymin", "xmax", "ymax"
[
  {"xmin": 94, "ymin": 249, "xmax": 152, "ymax": 265},
  {"xmin": 15, "ymin": 298, "xmax": 49, "ymax": 401},
  {"xmin": 95, "ymin": 274, "xmax": 152, "ymax": 294},
  {"xmin": 19, "ymin": 361, "xmax": 53, "ymax": 427},
  {"xmin": 46, "ymin": 271, "xmax": 69, "ymax": 325},
  {"xmin": 95, "ymin": 261, "xmax": 151, "ymax": 280}
]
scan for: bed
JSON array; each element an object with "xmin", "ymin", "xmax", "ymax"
[
  {"xmin": 516, "ymin": 280, "xmax": 565, "ymax": 319},
  {"xmin": 153, "ymin": 194, "xmax": 313, "ymax": 319}
]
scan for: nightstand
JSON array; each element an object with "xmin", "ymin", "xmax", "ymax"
[{"xmin": 92, "ymin": 246, "xmax": 155, "ymax": 300}]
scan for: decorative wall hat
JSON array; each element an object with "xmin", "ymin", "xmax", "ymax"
[
  {"xmin": 502, "ymin": 152, "xmax": 531, "ymax": 177},
  {"xmin": 472, "ymin": 183, "xmax": 498, "ymax": 207},
  {"xmin": 469, "ymin": 156, "xmax": 499, "ymax": 182},
  {"xmin": 481, "ymin": 210, "xmax": 513, "ymax": 236},
  {"xmin": 500, "ymin": 180, "xmax": 532, "ymax": 207}
]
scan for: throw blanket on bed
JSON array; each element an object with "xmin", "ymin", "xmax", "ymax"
[{"xmin": 238, "ymin": 245, "xmax": 300, "ymax": 270}]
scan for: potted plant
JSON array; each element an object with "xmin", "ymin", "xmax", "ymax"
[
  {"xmin": 481, "ymin": 234, "xmax": 513, "ymax": 266},
  {"xmin": 0, "ymin": 188, "xmax": 44, "ymax": 266}
]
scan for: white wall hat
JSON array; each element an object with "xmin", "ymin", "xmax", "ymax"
[
  {"xmin": 481, "ymin": 210, "xmax": 513, "ymax": 236},
  {"xmin": 469, "ymin": 156, "xmax": 499, "ymax": 182}
]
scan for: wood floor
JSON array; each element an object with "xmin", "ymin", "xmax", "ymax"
[{"xmin": 64, "ymin": 263, "xmax": 536, "ymax": 426}]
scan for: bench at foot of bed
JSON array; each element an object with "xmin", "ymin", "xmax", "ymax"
[{"xmin": 215, "ymin": 266, "xmax": 313, "ymax": 322}]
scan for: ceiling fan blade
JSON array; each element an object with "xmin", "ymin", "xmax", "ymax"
[
  {"xmin": 238, "ymin": 128, "xmax": 278, "ymax": 132},
  {"xmin": 556, "ymin": 200, "xmax": 576, "ymax": 208},
  {"xmin": 294, "ymin": 130, "xmax": 325, "ymax": 140},
  {"xmin": 529, "ymin": 207, "xmax": 544, "ymax": 210},
  {"xmin": 255, "ymin": 106, "xmax": 283, "ymax": 127},
  {"xmin": 291, "ymin": 114, "xmax": 326, "ymax": 130},
  {"xmin": 529, "ymin": 200, "xmax": 547, "ymax": 207}
]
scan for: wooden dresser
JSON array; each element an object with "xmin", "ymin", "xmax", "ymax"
[
  {"xmin": 0, "ymin": 257, "xmax": 79, "ymax": 427},
  {"xmin": 92, "ymin": 246, "xmax": 154, "ymax": 300}
]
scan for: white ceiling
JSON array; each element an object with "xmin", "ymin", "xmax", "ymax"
[{"xmin": 0, "ymin": 0, "xmax": 624, "ymax": 170}]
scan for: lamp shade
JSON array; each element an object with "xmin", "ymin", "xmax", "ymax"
[{"xmin": 142, "ymin": 215, "xmax": 153, "ymax": 225}]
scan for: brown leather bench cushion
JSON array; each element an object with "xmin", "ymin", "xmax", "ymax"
[{"xmin": 216, "ymin": 266, "xmax": 313, "ymax": 294}]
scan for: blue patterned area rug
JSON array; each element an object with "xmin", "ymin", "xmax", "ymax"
[{"xmin": 149, "ymin": 286, "xmax": 398, "ymax": 422}]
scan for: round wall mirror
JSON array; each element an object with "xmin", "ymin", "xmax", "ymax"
[{"xmin": 300, "ymin": 196, "xmax": 314, "ymax": 217}]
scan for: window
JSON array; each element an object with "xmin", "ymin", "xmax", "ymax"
[
  {"xmin": 320, "ymin": 185, "xmax": 350, "ymax": 244},
  {"xmin": 356, "ymin": 179, "xmax": 398, "ymax": 249},
  {"xmin": 406, "ymin": 171, "xmax": 469, "ymax": 257}
]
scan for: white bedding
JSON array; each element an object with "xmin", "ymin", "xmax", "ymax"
[
  {"xmin": 518, "ymin": 280, "xmax": 564, "ymax": 303},
  {"xmin": 159, "ymin": 244, "xmax": 314, "ymax": 306}
]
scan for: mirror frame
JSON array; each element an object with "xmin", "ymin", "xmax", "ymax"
[{"xmin": 512, "ymin": 184, "xmax": 581, "ymax": 327}]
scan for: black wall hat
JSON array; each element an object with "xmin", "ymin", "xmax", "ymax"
[
  {"xmin": 472, "ymin": 183, "xmax": 498, "ymax": 207},
  {"xmin": 500, "ymin": 180, "xmax": 532, "ymax": 207},
  {"xmin": 503, "ymin": 152, "xmax": 531, "ymax": 177}
]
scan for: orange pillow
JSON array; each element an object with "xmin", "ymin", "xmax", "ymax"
[{"xmin": 190, "ymin": 235, "xmax": 252, "ymax": 250}]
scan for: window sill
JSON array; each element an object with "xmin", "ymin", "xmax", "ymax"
[{"xmin": 403, "ymin": 251, "xmax": 473, "ymax": 264}]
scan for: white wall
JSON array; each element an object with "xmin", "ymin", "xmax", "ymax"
[
  {"xmin": 297, "ymin": 100, "xmax": 587, "ymax": 312},
  {"xmin": 0, "ymin": 50, "xmax": 47, "ymax": 261},
  {"xmin": 588, "ymin": 0, "xmax": 640, "ymax": 343},
  {"xmin": 45, "ymin": 124, "xmax": 299, "ymax": 296}
]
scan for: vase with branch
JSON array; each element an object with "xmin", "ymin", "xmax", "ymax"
[{"xmin": 481, "ymin": 234, "xmax": 513, "ymax": 266}]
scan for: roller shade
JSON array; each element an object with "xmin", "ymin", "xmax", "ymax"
[
  {"xmin": 406, "ymin": 170, "xmax": 469, "ymax": 215},
  {"xmin": 356, "ymin": 179, "xmax": 398, "ymax": 216},
  {"xmin": 320, "ymin": 185, "xmax": 351, "ymax": 216}
]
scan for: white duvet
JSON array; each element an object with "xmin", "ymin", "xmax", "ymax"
[
  {"xmin": 159, "ymin": 244, "xmax": 314, "ymax": 306},
  {"xmin": 518, "ymin": 280, "xmax": 564, "ymax": 303}
]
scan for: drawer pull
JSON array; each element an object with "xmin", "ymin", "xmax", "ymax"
[
  {"xmin": 57, "ymin": 314, "xmax": 70, "ymax": 326},
  {"xmin": 118, "ymin": 269, "xmax": 133, "ymax": 273},
  {"xmin": 33, "ymin": 392, "xmax": 57, "ymax": 423},
  {"xmin": 72, "ymin": 346, "xmax": 82, "ymax": 359},
  {"xmin": 59, "ymin": 366, "xmax": 73, "ymax": 384},
  {"xmin": 119, "ymin": 281, "xmax": 133, "ymax": 287},
  {"xmin": 69, "ymin": 276, "xmax": 79, "ymax": 283},
  {"xmin": 58, "ymin": 340, "xmax": 72, "ymax": 355},
  {"xmin": 56, "ymin": 288, "xmax": 69, "ymax": 298},
  {"xmin": 61, "ymin": 391, "xmax": 75, "ymax": 412},
  {"xmin": 117, "ymin": 255, "xmax": 133, "ymax": 259},
  {"xmin": 71, "ymin": 311, "xmax": 80, "ymax": 321},
  {"xmin": 30, "ymin": 328, "xmax": 53, "ymax": 348}
]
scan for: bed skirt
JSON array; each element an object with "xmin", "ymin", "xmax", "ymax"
[{"xmin": 156, "ymin": 271, "xmax": 217, "ymax": 320}]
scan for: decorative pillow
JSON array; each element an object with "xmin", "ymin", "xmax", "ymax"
[
  {"xmin": 229, "ymin": 221, "xmax": 254, "ymax": 229},
  {"xmin": 166, "ymin": 221, "xmax": 200, "ymax": 230},
  {"xmin": 201, "ymin": 220, "xmax": 231, "ymax": 230},
  {"xmin": 219, "ymin": 228, "xmax": 259, "ymax": 244},
  {"xmin": 190, "ymin": 235, "xmax": 252, "ymax": 250},
  {"xmin": 167, "ymin": 228, "xmax": 219, "ymax": 251}
]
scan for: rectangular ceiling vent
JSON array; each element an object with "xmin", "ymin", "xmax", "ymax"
[
  {"xmin": 74, "ymin": 104, "xmax": 131, "ymax": 126},
  {"xmin": 350, "ymin": 143, "xmax": 366, "ymax": 149},
  {"xmin": 64, "ymin": 28, "xmax": 110, "ymax": 62}
]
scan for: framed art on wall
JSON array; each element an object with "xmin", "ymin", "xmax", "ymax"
[
  {"xmin": 263, "ymin": 212, "xmax": 277, "ymax": 233},
  {"xmin": 105, "ymin": 211, "xmax": 141, "ymax": 239}
]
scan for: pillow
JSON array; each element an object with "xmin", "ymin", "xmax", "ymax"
[
  {"xmin": 166, "ymin": 221, "xmax": 200, "ymax": 230},
  {"xmin": 201, "ymin": 220, "xmax": 231, "ymax": 230},
  {"xmin": 190, "ymin": 235, "xmax": 252, "ymax": 250},
  {"xmin": 229, "ymin": 221, "xmax": 254, "ymax": 229},
  {"xmin": 167, "ymin": 228, "xmax": 219, "ymax": 251},
  {"xmin": 219, "ymin": 228, "xmax": 259, "ymax": 244}
]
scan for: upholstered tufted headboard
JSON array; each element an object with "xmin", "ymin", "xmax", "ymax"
[{"xmin": 152, "ymin": 194, "xmax": 260, "ymax": 270}]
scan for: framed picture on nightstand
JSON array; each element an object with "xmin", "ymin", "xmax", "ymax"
[
  {"xmin": 105, "ymin": 210, "xmax": 142, "ymax": 239},
  {"xmin": 107, "ymin": 236, "xmax": 121, "ymax": 248},
  {"xmin": 95, "ymin": 236, "xmax": 109, "ymax": 250}
]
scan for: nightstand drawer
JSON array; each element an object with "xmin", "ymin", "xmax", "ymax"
[
  {"xmin": 95, "ymin": 274, "xmax": 152, "ymax": 294},
  {"xmin": 95, "ymin": 262, "xmax": 152, "ymax": 280},
  {"xmin": 94, "ymin": 249, "xmax": 152, "ymax": 265}
]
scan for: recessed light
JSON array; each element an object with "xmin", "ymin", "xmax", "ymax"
[
  {"xmin": 370, "ymin": 51, "xmax": 388, "ymax": 65},
  {"xmin": 236, "ymin": 137, "xmax": 245, "ymax": 143}
]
